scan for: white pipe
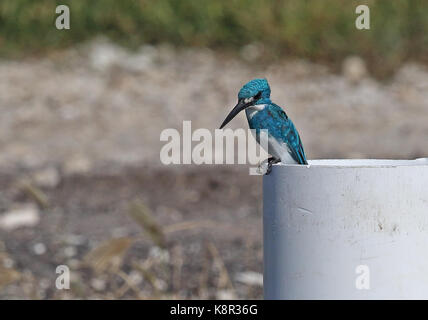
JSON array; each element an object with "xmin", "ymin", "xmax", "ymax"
[{"xmin": 263, "ymin": 159, "xmax": 428, "ymax": 299}]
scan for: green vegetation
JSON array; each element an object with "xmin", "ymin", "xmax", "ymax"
[{"xmin": 1, "ymin": 0, "xmax": 427, "ymax": 76}]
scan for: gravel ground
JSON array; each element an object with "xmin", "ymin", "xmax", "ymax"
[
  {"xmin": 0, "ymin": 40, "xmax": 427, "ymax": 299},
  {"xmin": 0, "ymin": 166, "xmax": 262, "ymax": 299}
]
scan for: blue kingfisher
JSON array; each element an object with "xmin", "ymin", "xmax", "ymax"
[{"xmin": 220, "ymin": 78, "xmax": 307, "ymax": 174}]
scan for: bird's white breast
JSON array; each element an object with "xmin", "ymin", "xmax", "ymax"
[{"xmin": 245, "ymin": 104, "xmax": 266, "ymax": 120}]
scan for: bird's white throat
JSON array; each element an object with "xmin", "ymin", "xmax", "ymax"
[{"xmin": 245, "ymin": 104, "xmax": 266, "ymax": 120}]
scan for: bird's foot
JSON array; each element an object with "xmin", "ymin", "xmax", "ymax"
[
  {"xmin": 256, "ymin": 157, "xmax": 281, "ymax": 175},
  {"xmin": 265, "ymin": 157, "xmax": 281, "ymax": 175},
  {"xmin": 256, "ymin": 160, "xmax": 268, "ymax": 175}
]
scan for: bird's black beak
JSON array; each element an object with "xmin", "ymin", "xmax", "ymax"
[{"xmin": 220, "ymin": 99, "xmax": 250, "ymax": 129}]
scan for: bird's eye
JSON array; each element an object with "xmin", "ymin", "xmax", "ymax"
[{"xmin": 254, "ymin": 91, "xmax": 262, "ymax": 100}]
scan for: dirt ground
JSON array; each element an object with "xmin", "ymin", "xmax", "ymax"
[
  {"xmin": 0, "ymin": 40, "xmax": 427, "ymax": 299},
  {"xmin": 0, "ymin": 166, "xmax": 262, "ymax": 299}
]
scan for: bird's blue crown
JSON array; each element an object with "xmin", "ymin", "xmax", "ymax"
[{"xmin": 238, "ymin": 78, "xmax": 271, "ymax": 101}]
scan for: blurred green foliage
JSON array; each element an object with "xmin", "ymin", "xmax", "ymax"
[{"xmin": 0, "ymin": 0, "xmax": 427, "ymax": 76}]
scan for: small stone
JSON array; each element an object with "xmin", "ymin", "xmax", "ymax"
[
  {"xmin": 88, "ymin": 38, "xmax": 128, "ymax": 72},
  {"xmin": 128, "ymin": 270, "xmax": 143, "ymax": 286},
  {"xmin": 149, "ymin": 246, "xmax": 170, "ymax": 263},
  {"xmin": 63, "ymin": 155, "xmax": 92, "ymax": 175},
  {"xmin": 32, "ymin": 167, "xmax": 60, "ymax": 188},
  {"xmin": 235, "ymin": 271, "xmax": 263, "ymax": 287},
  {"xmin": 0, "ymin": 205, "xmax": 40, "ymax": 231},
  {"xmin": 64, "ymin": 246, "xmax": 77, "ymax": 258},
  {"xmin": 33, "ymin": 243, "xmax": 47, "ymax": 255},
  {"xmin": 91, "ymin": 278, "xmax": 106, "ymax": 291},
  {"xmin": 342, "ymin": 56, "xmax": 368, "ymax": 84}
]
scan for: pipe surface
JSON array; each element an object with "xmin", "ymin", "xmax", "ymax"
[{"xmin": 263, "ymin": 159, "xmax": 428, "ymax": 299}]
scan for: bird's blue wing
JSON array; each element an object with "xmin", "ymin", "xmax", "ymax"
[
  {"xmin": 289, "ymin": 129, "xmax": 308, "ymax": 165},
  {"xmin": 249, "ymin": 104, "xmax": 307, "ymax": 165},
  {"xmin": 277, "ymin": 109, "xmax": 307, "ymax": 165}
]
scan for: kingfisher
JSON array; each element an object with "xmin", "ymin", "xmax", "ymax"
[{"xmin": 220, "ymin": 78, "xmax": 307, "ymax": 174}]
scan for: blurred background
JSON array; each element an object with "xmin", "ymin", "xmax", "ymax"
[{"xmin": 0, "ymin": 0, "xmax": 427, "ymax": 299}]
